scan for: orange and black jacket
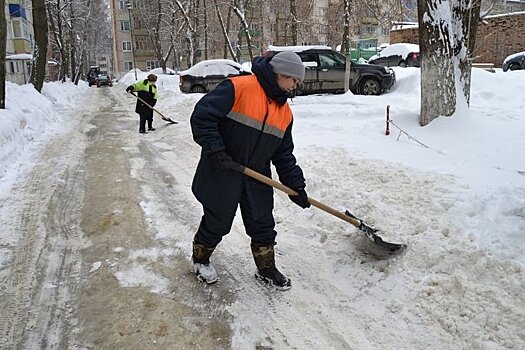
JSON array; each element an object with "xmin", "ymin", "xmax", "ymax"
[{"xmin": 191, "ymin": 56, "xmax": 306, "ymax": 215}]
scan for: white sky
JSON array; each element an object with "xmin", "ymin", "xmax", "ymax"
[{"xmin": 1, "ymin": 67, "xmax": 524, "ymax": 348}]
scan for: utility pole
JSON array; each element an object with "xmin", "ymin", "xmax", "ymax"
[{"xmin": 127, "ymin": 1, "xmax": 137, "ymax": 80}]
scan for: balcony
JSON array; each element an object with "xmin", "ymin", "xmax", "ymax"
[{"xmin": 9, "ymin": 4, "xmax": 28, "ymax": 19}]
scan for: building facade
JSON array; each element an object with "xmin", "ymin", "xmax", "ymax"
[
  {"xmin": 4, "ymin": 0, "xmax": 34, "ymax": 84},
  {"xmin": 109, "ymin": 0, "xmax": 160, "ymax": 79}
]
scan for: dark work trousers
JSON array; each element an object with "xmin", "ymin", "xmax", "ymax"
[
  {"xmin": 139, "ymin": 109, "xmax": 154, "ymax": 132},
  {"xmin": 194, "ymin": 192, "xmax": 277, "ymax": 248}
]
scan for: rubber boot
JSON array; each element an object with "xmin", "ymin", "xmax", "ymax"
[
  {"xmin": 251, "ymin": 242, "xmax": 291, "ymax": 291},
  {"xmin": 192, "ymin": 242, "xmax": 218, "ymax": 284}
]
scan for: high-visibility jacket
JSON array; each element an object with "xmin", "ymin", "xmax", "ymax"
[
  {"xmin": 127, "ymin": 79, "xmax": 157, "ymax": 114},
  {"xmin": 191, "ymin": 74, "xmax": 305, "ymax": 217}
]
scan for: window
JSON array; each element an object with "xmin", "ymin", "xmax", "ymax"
[
  {"xmin": 7, "ymin": 19, "xmax": 13, "ymax": 38},
  {"xmin": 298, "ymin": 52, "xmax": 318, "ymax": 68},
  {"xmin": 146, "ymin": 60, "xmax": 159, "ymax": 70},
  {"xmin": 118, "ymin": 0, "xmax": 127, "ymax": 10},
  {"xmin": 12, "ymin": 20, "xmax": 22, "ymax": 38},
  {"xmin": 124, "ymin": 61, "xmax": 133, "ymax": 71},
  {"xmin": 122, "ymin": 41, "xmax": 132, "ymax": 51},
  {"xmin": 120, "ymin": 21, "xmax": 130, "ymax": 31},
  {"xmin": 318, "ymin": 52, "xmax": 346, "ymax": 68}
]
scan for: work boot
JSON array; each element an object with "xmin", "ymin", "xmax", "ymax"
[
  {"xmin": 148, "ymin": 127, "xmax": 156, "ymax": 131},
  {"xmin": 192, "ymin": 242, "xmax": 218, "ymax": 284},
  {"xmin": 251, "ymin": 242, "xmax": 291, "ymax": 291}
]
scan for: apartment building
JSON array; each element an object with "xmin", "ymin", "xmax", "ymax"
[
  {"xmin": 109, "ymin": 0, "xmax": 161, "ymax": 79},
  {"xmin": 4, "ymin": 0, "xmax": 34, "ymax": 84}
]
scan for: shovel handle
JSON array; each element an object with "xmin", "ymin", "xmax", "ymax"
[
  {"xmin": 242, "ymin": 167, "xmax": 361, "ymax": 228},
  {"xmin": 129, "ymin": 91, "xmax": 167, "ymax": 119}
]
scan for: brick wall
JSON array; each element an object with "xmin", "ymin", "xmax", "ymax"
[{"xmin": 390, "ymin": 12, "xmax": 525, "ymax": 67}]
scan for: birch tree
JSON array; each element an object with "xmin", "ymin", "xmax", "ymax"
[
  {"xmin": 47, "ymin": 0, "xmax": 68, "ymax": 81},
  {"xmin": 174, "ymin": 0, "xmax": 200, "ymax": 66},
  {"xmin": 142, "ymin": 0, "xmax": 169, "ymax": 72},
  {"xmin": 340, "ymin": 0, "xmax": 351, "ymax": 56},
  {"xmin": 232, "ymin": 0, "xmax": 254, "ymax": 62},
  {"xmin": 417, "ymin": 0, "xmax": 481, "ymax": 126},
  {"xmin": 214, "ymin": 0, "xmax": 237, "ymax": 61}
]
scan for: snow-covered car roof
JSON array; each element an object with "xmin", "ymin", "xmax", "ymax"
[
  {"xmin": 148, "ymin": 67, "xmax": 176, "ymax": 75},
  {"xmin": 268, "ymin": 45, "xmax": 332, "ymax": 52},
  {"xmin": 503, "ymin": 51, "xmax": 525, "ymax": 64},
  {"xmin": 179, "ymin": 59, "xmax": 247, "ymax": 77},
  {"xmin": 378, "ymin": 43, "xmax": 419, "ymax": 59}
]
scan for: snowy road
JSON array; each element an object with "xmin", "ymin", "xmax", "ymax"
[{"xmin": 0, "ymin": 83, "xmax": 523, "ymax": 349}]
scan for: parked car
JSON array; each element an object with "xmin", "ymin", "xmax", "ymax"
[
  {"xmin": 179, "ymin": 59, "xmax": 251, "ymax": 93},
  {"xmin": 368, "ymin": 43, "xmax": 420, "ymax": 67},
  {"xmin": 96, "ymin": 75, "xmax": 112, "ymax": 87},
  {"xmin": 265, "ymin": 45, "xmax": 396, "ymax": 96},
  {"xmin": 502, "ymin": 51, "xmax": 525, "ymax": 72}
]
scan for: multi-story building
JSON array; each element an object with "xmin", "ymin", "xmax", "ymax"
[
  {"xmin": 4, "ymin": 0, "xmax": 34, "ymax": 84},
  {"xmin": 108, "ymin": 0, "xmax": 523, "ymax": 73},
  {"xmin": 109, "ymin": 0, "xmax": 160, "ymax": 79}
]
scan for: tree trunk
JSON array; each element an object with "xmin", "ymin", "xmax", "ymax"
[
  {"xmin": 215, "ymin": 0, "xmax": 236, "ymax": 61},
  {"xmin": 457, "ymin": 0, "xmax": 481, "ymax": 105},
  {"xmin": 341, "ymin": 0, "xmax": 351, "ymax": 56},
  {"xmin": 290, "ymin": 0, "xmax": 297, "ymax": 45},
  {"xmin": 31, "ymin": 0, "xmax": 48, "ymax": 93},
  {"xmin": 204, "ymin": 1, "xmax": 208, "ymax": 60},
  {"xmin": 233, "ymin": 1, "xmax": 254, "ymax": 61},
  {"xmin": 69, "ymin": 1, "xmax": 76, "ymax": 82},
  {"xmin": 47, "ymin": 0, "xmax": 67, "ymax": 82},
  {"xmin": 417, "ymin": 0, "xmax": 482, "ymax": 126},
  {"xmin": 0, "ymin": 0, "xmax": 6, "ymax": 108}
]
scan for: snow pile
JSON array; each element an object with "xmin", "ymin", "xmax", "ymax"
[{"xmin": 0, "ymin": 80, "xmax": 87, "ymax": 177}]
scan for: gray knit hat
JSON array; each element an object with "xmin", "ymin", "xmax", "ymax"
[{"xmin": 269, "ymin": 51, "xmax": 305, "ymax": 82}]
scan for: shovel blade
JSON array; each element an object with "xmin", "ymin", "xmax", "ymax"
[
  {"xmin": 345, "ymin": 210, "xmax": 406, "ymax": 253},
  {"xmin": 162, "ymin": 116, "xmax": 178, "ymax": 124}
]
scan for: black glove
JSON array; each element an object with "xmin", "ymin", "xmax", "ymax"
[
  {"xmin": 151, "ymin": 100, "xmax": 156, "ymax": 107},
  {"xmin": 126, "ymin": 86, "xmax": 134, "ymax": 93},
  {"xmin": 289, "ymin": 188, "xmax": 310, "ymax": 209},
  {"xmin": 206, "ymin": 150, "xmax": 242, "ymax": 171}
]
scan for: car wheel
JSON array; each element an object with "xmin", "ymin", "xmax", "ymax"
[
  {"xmin": 191, "ymin": 85, "xmax": 206, "ymax": 93},
  {"xmin": 399, "ymin": 60, "xmax": 407, "ymax": 67},
  {"xmin": 360, "ymin": 78, "xmax": 381, "ymax": 96},
  {"xmin": 509, "ymin": 63, "xmax": 521, "ymax": 71}
]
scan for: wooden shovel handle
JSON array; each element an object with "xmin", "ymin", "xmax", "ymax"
[
  {"xmin": 242, "ymin": 167, "xmax": 361, "ymax": 228},
  {"xmin": 130, "ymin": 91, "xmax": 167, "ymax": 119}
]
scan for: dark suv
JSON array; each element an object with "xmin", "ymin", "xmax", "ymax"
[{"xmin": 265, "ymin": 46, "xmax": 395, "ymax": 96}]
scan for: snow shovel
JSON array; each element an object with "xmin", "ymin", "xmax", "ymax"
[
  {"xmin": 242, "ymin": 166, "xmax": 407, "ymax": 252},
  {"xmin": 129, "ymin": 91, "xmax": 178, "ymax": 124}
]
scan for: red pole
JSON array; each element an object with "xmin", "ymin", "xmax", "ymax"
[{"xmin": 385, "ymin": 105, "xmax": 390, "ymax": 135}]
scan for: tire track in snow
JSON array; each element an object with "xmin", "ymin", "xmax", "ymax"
[{"xmin": 0, "ymin": 107, "xmax": 89, "ymax": 349}]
